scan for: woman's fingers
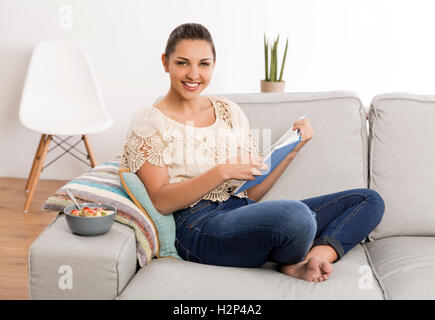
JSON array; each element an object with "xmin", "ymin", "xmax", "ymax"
[
  {"xmin": 293, "ymin": 117, "xmax": 314, "ymax": 142},
  {"xmin": 252, "ymin": 168, "xmax": 262, "ymax": 175},
  {"xmin": 257, "ymin": 162, "xmax": 269, "ymax": 170},
  {"xmin": 249, "ymin": 153, "xmax": 269, "ymax": 171}
]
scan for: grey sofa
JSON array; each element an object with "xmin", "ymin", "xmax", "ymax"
[{"xmin": 28, "ymin": 91, "xmax": 435, "ymax": 300}]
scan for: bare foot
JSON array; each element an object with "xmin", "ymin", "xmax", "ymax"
[{"xmin": 279, "ymin": 256, "xmax": 333, "ymax": 282}]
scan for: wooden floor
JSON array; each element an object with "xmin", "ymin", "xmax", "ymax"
[{"xmin": 0, "ymin": 177, "xmax": 67, "ymax": 300}]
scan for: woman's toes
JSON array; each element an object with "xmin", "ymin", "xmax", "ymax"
[
  {"xmin": 321, "ymin": 261, "xmax": 333, "ymax": 275},
  {"xmin": 313, "ymin": 274, "xmax": 328, "ymax": 282}
]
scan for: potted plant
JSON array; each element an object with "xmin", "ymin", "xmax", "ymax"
[{"xmin": 261, "ymin": 33, "xmax": 288, "ymax": 92}]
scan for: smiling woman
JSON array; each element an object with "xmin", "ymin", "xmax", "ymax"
[
  {"xmin": 160, "ymin": 23, "xmax": 216, "ymax": 103},
  {"xmin": 119, "ymin": 23, "xmax": 385, "ymax": 284}
]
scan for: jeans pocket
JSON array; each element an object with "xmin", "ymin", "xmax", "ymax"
[
  {"xmin": 175, "ymin": 238, "xmax": 202, "ymax": 263},
  {"xmin": 189, "ymin": 201, "xmax": 213, "ymax": 214},
  {"xmin": 188, "ymin": 214, "xmax": 208, "ymax": 229}
]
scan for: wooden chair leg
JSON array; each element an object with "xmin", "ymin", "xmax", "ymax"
[
  {"xmin": 82, "ymin": 135, "xmax": 97, "ymax": 167},
  {"xmin": 25, "ymin": 134, "xmax": 46, "ymax": 192},
  {"xmin": 24, "ymin": 135, "xmax": 52, "ymax": 213}
]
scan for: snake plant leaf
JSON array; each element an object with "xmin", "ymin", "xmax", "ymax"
[
  {"xmin": 264, "ymin": 33, "xmax": 288, "ymax": 83},
  {"xmin": 270, "ymin": 44, "xmax": 274, "ymax": 82},
  {"xmin": 278, "ymin": 37, "xmax": 288, "ymax": 82},
  {"xmin": 271, "ymin": 35, "xmax": 279, "ymax": 82},
  {"xmin": 264, "ymin": 33, "xmax": 269, "ymax": 81}
]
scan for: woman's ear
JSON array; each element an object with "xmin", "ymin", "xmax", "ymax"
[{"xmin": 161, "ymin": 53, "xmax": 169, "ymax": 73}]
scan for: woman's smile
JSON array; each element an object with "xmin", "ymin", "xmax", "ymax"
[{"xmin": 181, "ymin": 81, "xmax": 201, "ymax": 91}]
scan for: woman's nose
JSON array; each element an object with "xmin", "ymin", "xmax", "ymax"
[{"xmin": 186, "ymin": 66, "xmax": 200, "ymax": 80}]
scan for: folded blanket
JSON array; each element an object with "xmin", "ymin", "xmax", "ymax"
[{"xmin": 42, "ymin": 157, "xmax": 158, "ymax": 267}]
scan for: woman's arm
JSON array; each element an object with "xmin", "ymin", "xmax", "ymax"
[
  {"xmin": 246, "ymin": 116, "xmax": 315, "ymax": 202},
  {"xmin": 137, "ymin": 154, "xmax": 265, "ymax": 215},
  {"xmin": 137, "ymin": 161, "xmax": 226, "ymax": 215}
]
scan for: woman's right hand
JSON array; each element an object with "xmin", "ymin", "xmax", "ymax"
[{"xmin": 218, "ymin": 152, "xmax": 269, "ymax": 181}]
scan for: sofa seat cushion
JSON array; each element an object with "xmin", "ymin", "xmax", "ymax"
[
  {"xmin": 29, "ymin": 214, "xmax": 138, "ymax": 300},
  {"xmin": 118, "ymin": 244, "xmax": 383, "ymax": 300},
  {"xmin": 364, "ymin": 237, "xmax": 435, "ymax": 300}
]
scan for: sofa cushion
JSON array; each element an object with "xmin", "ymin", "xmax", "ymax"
[
  {"xmin": 117, "ymin": 244, "xmax": 384, "ymax": 300},
  {"xmin": 217, "ymin": 91, "xmax": 369, "ymax": 201},
  {"xmin": 368, "ymin": 93, "xmax": 435, "ymax": 239},
  {"xmin": 119, "ymin": 168, "xmax": 181, "ymax": 260},
  {"xmin": 41, "ymin": 157, "xmax": 158, "ymax": 266},
  {"xmin": 29, "ymin": 214, "xmax": 137, "ymax": 300},
  {"xmin": 363, "ymin": 237, "xmax": 435, "ymax": 299}
]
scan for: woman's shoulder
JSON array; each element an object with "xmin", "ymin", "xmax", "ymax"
[
  {"xmin": 211, "ymin": 95, "xmax": 239, "ymax": 112},
  {"xmin": 210, "ymin": 95, "xmax": 248, "ymax": 129},
  {"xmin": 130, "ymin": 105, "xmax": 153, "ymax": 122},
  {"xmin": 128, "ymin": 104, "xmax": 171, "ymax": 138}
]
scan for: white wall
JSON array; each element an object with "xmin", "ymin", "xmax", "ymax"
[{"xmin": 1, "ymin": 0, "xmax": 435, "ymax": 179}]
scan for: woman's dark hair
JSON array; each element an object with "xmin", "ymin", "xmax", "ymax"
[{"xmin": 164, "ymin": 23, "xmax": 216, "ymax": 62}]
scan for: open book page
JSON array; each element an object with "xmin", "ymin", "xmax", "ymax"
[
  {"xmin": 261, "ymin": 129, "xmax": 300, "ymax": 163},
  {"xmin": 231, "ymin": 120, "xmax": 303, "ymax": 195}
]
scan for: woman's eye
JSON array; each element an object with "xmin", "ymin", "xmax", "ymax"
[{"xmin": 176, "ymin": 62, "xmax": 210, "ymax": 66}]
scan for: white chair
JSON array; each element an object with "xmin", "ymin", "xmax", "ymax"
[{"xmin": 19, "ymin": 41, "xmax": 113, "ymax": 213}]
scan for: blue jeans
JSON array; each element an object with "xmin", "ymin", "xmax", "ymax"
[{"xmin": 172, "ymin": 188, "xmax": 385, "ymax": 268}]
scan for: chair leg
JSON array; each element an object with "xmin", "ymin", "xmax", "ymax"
[
  {"xmin": 82, "ymin": 135, "xmax": 97, "ymax": 167},
  {"xmin": 25, "ymin": 134, "xmax": 46, "ymax": 192},
  {"xmin": 24, "ymin": 135, "xmax": 52, "ymax": 213}
]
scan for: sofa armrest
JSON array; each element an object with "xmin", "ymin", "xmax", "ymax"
[{"xmin": 28, "ymin": 213, "xmax": 138, "ymax": 300}]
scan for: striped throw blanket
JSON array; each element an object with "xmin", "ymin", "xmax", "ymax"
[{"xmin": 42, "ymin": 157, "xmax": 158, "ymax": 267}]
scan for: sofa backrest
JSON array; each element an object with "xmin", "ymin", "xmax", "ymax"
[
  {"xmin": 220, "ymin": 91, "xmax": 368, "ymax": 201},
  {"xmin": 368, "ymin": 92, "xmax": 435, "ymax": 240}
]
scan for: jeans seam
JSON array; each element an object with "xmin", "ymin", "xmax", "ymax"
[
  {"xmin": 190, "ymin": 201, "xmax": 212, "ymax": 214},
  {"xmin": 191, "ymin": 201, "xmax": 223, "ymax": 216},
  {"xmin": 200, "ymin": 227, "xmax": 296, "ymax": 244},
  {"xmin": 175, "ymin": 238, "xmax": 202, "ymax": 263},
  {"xmin": 311, "ymin": 192, "xmax": 369, "ymax": 214},
  {"xmin": 330, "ymin": 197, "xmax": 368, "ymax": 239},
  {"xmin": 190, "ymin": 214, "xmax": 208, "ymax": 229},
  {"xmin": 190, "ymin": 202, "xmax": 228, "ymax": 231},
  {"xmin": 175, "ymin": 215, "xmax": 186, "ymax": 228}
]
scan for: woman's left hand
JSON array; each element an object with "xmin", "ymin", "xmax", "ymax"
[{"xmin": 287, "ymin": 117, "xmax": 314, "ymax": 158}]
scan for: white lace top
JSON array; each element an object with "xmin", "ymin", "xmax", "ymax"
[{"xmin": 120, "ymin": 95, "xmax": 261, "ymax": 209}]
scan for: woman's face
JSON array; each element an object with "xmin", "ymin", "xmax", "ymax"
[{"xmin": 163, "ymin": 39, "xmax": 215, "ymax": 99}]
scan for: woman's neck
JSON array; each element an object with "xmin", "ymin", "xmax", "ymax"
[{"xmin": 163, "ymin": 89, "xmax": 206, "ymax": 114}]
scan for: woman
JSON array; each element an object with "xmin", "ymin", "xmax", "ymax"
[{"xmin": 121, "ymin": 23, "xmax": 385, "ymax": 282}]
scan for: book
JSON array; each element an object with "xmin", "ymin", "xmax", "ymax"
[{"xmin": 231, "ymin": 115, "xmax": 305, "ymax": 195}]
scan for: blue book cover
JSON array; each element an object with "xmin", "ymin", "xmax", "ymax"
[{"xmin": 232, "ymin": 130, "xmax": 302, "ymax": 195}]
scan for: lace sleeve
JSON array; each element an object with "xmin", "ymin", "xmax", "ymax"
[{"xmin": 121, "ymin": 131, "xmax": 168, "ymax": 173}]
